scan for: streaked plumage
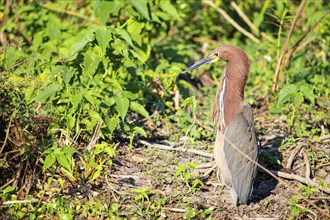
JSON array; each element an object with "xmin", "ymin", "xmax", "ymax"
[{"xmin": 184, "ymin": 45, "xmax": 258, "ymax": 205}]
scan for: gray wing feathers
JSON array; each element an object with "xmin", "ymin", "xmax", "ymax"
[{"xmin": 223, "ymin": 106, "xmax": 258, "ymax": 204}]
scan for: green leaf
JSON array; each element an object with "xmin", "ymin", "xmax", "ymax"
[
  {"xmin": 115, "ymin": 28, "xmax": 134, "ymax": 47},
  {"xmin": 300, "ymin": 84, "xmax": 316, "ymax": 105},
  {"xmin": 35, "ymin": 83, "xmax": 60, "ymax": 102},
  {"xmin": 176, "ymin": 164, "xmax": 186, "ymax": 176},
  {"xmin": 134, "ymin": 126, "xmax": 147, "ymax": 138},
  {"xmin": 130, "ymin": 101, "xmax": 150, "ymax": 119},
  {"xmin": 57, "ymin": 152, "xmax": 72, "ymax": 172},
  {"xmin": 61, "ymin": 146, "xmax": 77, "ymax": 155},
  {"xmin": 181, "ymin": 97, "xmax": 192, "ymax": 107},
  {"xmin": 159, "ymin": 0, "xmax": 180, "ymax": 20},
  {"xmin": 70, "ymin": 29, "xmax": 95, "ymax": 58},
  {"xmin": 95, "ymin": 27, "xmax": 113, "ymax": 54},
  {"xmin": 43, "ymin": 154, "xmax": 56, "ymax": 172},
  {"xmin": 105, "ymin": 115, "xmax": 120, "ymax": 134},
  {"xmin": 3, "ymin": 186, "xmax": 15, "ymax": 194},
  {"xmin": 293, "ymin": 92, "xmax": 304, "ymax": 106},
  {"xmin": 83, "ymin": 46, "xmax": 102, "ymax": 76},
  {"xmin": 277, "ymin": 84, "xmax": 297, "ymax": 106},
  {"xmin": 115, "ymin": 97, "xmax": 129, "ymax": 121},
  {"xmin": 131, "ymin": 0, "xmax": 150, "ymax": 20}
]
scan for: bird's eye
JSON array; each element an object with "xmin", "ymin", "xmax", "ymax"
[{"xmin": 213, "ymin": 53, "xmax": 219, "ymax": 57}]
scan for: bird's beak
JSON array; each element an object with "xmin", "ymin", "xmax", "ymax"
[{"xmin": 183, "ymin": 54, "xmax": 218, "ymax": 73}]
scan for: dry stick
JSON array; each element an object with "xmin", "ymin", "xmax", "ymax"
[
  {"xmin": 205, "ymin": 0, "xmax": 260, "ymax": 44},
  {"xmin": 222, "ymin": 135, "xmax": 330, "ymax": 218},
  {"xmin": 230, "ymin": 2, "xmax": 259, "ymax": 35},
  {"xmin": 0, "ymin": 113, "xmax": 14, "ymax": 155},
  {"xmin": 39, "ymin": 3, "xmax": 99, "ymax": 24},
  {"xmin": 272, "ymin": 0, "xmax": 307, "ymax": 92},
  {"xmin": 271, "ymin": 171, "xmax": 330, "ymax": 195},
  {"xmin": 1, "ymin": 199, "xmax": 38, "ymax": 206},
  {"xmin": 139, "ymin": 140, "xmax": 214, "ymax": 158},
  {"xmin": 286, "ymin": 144, "xmax": 303, "ymax": 169},
  {"xmin": 86, "ymin": 122, "xmax": 102, "ymax": 152},
  {"xmin": 302, "ymin": 149, "xmax": 311, "ymax": 179}
]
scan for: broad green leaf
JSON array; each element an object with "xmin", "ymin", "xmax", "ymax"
[
  {"xmin": 159, "ymin": 1, "xmax": 180, "ymax": 20},
  {"xmin": 5, "ymin": 47, "xmax": 17, "ymax": 69},
  {"xmin": 60, "ymin": 167, "xmax": 76, "ymax": 181},
  {"xmin": 70, "ymin": 29, "xmax": 95, "ymax": 58},
  {"xmin": 67, "ymin": 114, "xmax": 75, "ymax": 130},
  {"xmin": 71, "ymin": 93, "xmax": 83, "ymax": 112},
  {"xmin": 61, "ymin": 146, "xmax": 77, "ymax": 155},
  {"xmin": 277, "ymin": 84, "xmax": 297, "ymax": 106},
  {"xmin": 35, "ymin": 83, "xmax": 60, "ymax": 102},
  {"xmin": 57, "ymin": 152, "xmax": 72, "ymax": 172},
  {"xmin": 3, "ymin": 186, "xmax": 15, "ymax": 194},
  {"xmin": 115, "ymin": 97, "xmax": 129, "ymax": 121},
  {"xmin": 89, "ymin": 110, "xmax": 103, "ymax": 122},
  {"xmin": 300, "ymin": 84, "xmax": 316, "ymax": 105},
  {"xmin": 83, "ymin": 46, "xmax": 102, "ymax": 76},
  {"xmin": 105, "ymin": 115, "xmax": 120, "ymax": 134},
  {"xmin": 134, "ymin": 126, "xmax": 147, "ymax": 138},
  {"xmin": 115, "ymin": 28, "xmax": 134, "ymax": 47},
  {"xmin": 130, "ymin": 101, "xmax": 150, "ymax": 119},
  {"xmin": 131, "ymin": 0, "xmax": 150, "ymax": 20},
  {"xmin": 293, "ymin": 92, "xmax": 304, "ymax": 106},
  {"xmin": 95, "ymin": 27, "xmax": 113, "ymax": 54},
  {"xmin": 43, "ymin": 154, "xmax": 56, "ymax": 172},
  {"xmin": 176, "ymin": 164, "xmax": 186, "ymax": 176}
]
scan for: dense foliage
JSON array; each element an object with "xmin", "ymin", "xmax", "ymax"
[{"xmin": 0, "ymin": 0, "xmax": 329, "ymax": 218}]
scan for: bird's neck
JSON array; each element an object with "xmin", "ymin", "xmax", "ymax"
[{"xmin": 220, "ymin": 60, "xmax": 249, "ymax": 127}]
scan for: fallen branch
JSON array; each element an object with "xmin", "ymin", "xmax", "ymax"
[
  {"xmin": 1, "ymin": 199, "xmax": 38, "ymax": 206},
  {"xmin": 270, "ymin": 170, "xmax": 330, "ymax": 195},
  {"xmin": 86, "ymin": 122, "xmax": 102, "ymax": 152},
  {"xmin": 139, "ymin": 140, "xmax": 213, "ymax": 158},
  {"xmin": 205, "ymin": 0, "xmax": 260, "ymax": 43},
  {"xmin": 302, "ymin": 149, "xmax": 311, "ymax": 179},
  {"xmin": 286, "ymin": 144, "xmax": 303, "ymax": 169}
]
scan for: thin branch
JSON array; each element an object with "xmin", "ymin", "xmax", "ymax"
[
  {"xmin": 272, "ymin": 0, "xmax": 307, "ymax": 92},
  {"xmin": 270, "ymin": 170, "xmax": 330, "ymax": 195},
  {"xmin": 1, "ymin": 199, "xmax": 38, "ymax": 206},
  {"xmin": 0, "ymin": 112, "xmax": 14, "ymax": 155},
  {"xmin": 139, "ymin": 140, "xmax": 213, "ymax": 158},
  {"xmin": 230, "ymin": 2, "xmax": 259, "ymax": 35},
  {"xmin": 86, "ymin": 122, "xmax": 102, "ymax": 152},
  {"xmin": 39, "ymin": 3, "xmax": 99, "ymax": 24},
  {"xmin": 286, "ymin": 144, "xmax": 303, "ymax": 169},
  {"xmin": 302, "ymin": 149, "xmax": 311, "ymax": 179},
  {"xmin": 205, "ymin": 0, "xmax": 260, "ymax": 43}
]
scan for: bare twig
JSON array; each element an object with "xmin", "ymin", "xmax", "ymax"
[
  {"xmin": 0, "ymin": 112, "xmax": 14, "ymax": 155},
  {"xmin": 205, "ymin": 0, "xmax": 260, "ymax": 43},
  {"xmin": 272, "ymin": 0, "xmax": 307, "ymax": 92},
  {"xmin": 86, "ymin": 122, "xmax": 102, "ymax": 152},
  {"xmin": 139, "ymin": 140, "xmax": 213, "ymax": 158},
  {"xmin": 286, "ymin": 144, "xmax": 303, "ymax": 169},
  {"xmin": 230, "ymin": 2, "xmax": 259, "ymax": 35},
  {"xmin": 165, "ymin": 207, "xmax": 186, "ymax": 213},
  {"xmin": 202, "ymin": 163, "xmax": 217, "ymax": 178},
  {"xmin": 1, "ymin": 199, "xmax": 38, "ymax": 206},
  {"xmin": 39, "ymin": 3, "xmax": 99, "ymax": 24},
  {"xmin": 270, "ymin": 170, "xmax": 330, "ymax": 194},
  {"xmin": 302, "ymin": 149, "xmax": 311, "ymax": 179}
]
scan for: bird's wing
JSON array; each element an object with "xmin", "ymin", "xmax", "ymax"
[{"xmin": 223, "ymin": 104, "xmax": 258, "ymax": 204}]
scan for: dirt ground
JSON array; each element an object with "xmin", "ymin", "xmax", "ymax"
[{"xmin": 103, "ymin": 106, "xmax": 330, "ymax": 219}]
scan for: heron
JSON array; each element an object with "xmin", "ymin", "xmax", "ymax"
[{"xmin": 184, "ymin": 45, "xmax": 258, "ymax": 205}]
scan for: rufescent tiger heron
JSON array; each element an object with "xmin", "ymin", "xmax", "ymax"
[{"xmin": 184, "ymin": 45, "xmax": 258, "ymax": 205}]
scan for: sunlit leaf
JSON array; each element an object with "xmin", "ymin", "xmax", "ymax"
[
  {"xmin": 131, "ymin": 0, "xmax": 150, "ymax": 20},
  {"xmin": 134, "ymin": 126, "xmax": 147, "ymax": 138},
  {"xmin": 42, "ymin": 154, "xmax": 56, "ymax": 172},
  {"xmin": 130, "ymin": 101, "xmax": 150, "ymax": 119},
  {"xmin": 115, "ymin": 97, "xmax": 129, "ymax": 121},
  {"xmin": 95, "ymin": 27, "xmax": 113, "ymax": 54},
  {"xmin": 105, "ymin": 115, "xmax": 120, "ymax": 134}
]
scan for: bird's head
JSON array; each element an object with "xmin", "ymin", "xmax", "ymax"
[{"xmin": 183, "ymin": 45, "xmax": 248, "ymax": 73}]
